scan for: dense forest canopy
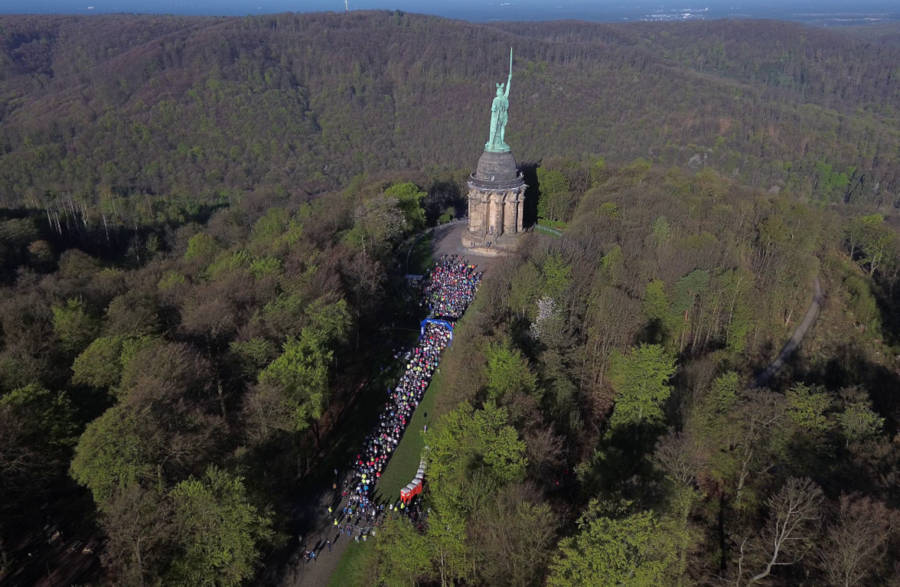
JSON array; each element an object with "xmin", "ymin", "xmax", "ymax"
[
  {"xmin": 0, "ymin": 10, "xmax": 899, "ymax": 586},
  {"xmin": 1, "ymin": 11, "xmax": 900, "ymax": 216}
]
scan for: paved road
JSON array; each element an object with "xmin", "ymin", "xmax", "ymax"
[
  {"xmin": 754, "ymin": 276, "xmax": 824, "ymax": 387},
  {"xmin": 280, "ymin": 486, "xmax": 348, "ymax": 587}
]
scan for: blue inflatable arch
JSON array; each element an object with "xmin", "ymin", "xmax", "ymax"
[{"xmin": 420, "ymin": 318, "xmax": 454, "ymax": 343}]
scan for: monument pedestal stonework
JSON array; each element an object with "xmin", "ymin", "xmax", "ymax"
[{"xmin": 462, "ymin": 150, "xmax": 527, "ymax": 256}]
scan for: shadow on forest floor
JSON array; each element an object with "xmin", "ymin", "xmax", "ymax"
[{"xmin": 796, "ymin": 343, "xmax": 900, "ymax": 433}]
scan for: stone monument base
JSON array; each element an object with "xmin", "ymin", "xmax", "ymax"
[
  {"xmin": 461, "ymin": 230, "xmax": 523, "ymax": 257},
  {"xmin": 462, "ymin": 149, "xmax": 527, "ymax": 258}
]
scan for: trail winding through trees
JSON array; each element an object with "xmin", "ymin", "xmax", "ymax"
[{"xmin": 754, "ymin": 276, "xmax": 824, "ymax": 387}]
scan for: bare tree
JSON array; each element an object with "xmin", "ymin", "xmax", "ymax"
[
  {"xmin": 653, "ymin": 429, "xmax": 707, "ymax": 489},
  {"xmin": 735, "ymin": 477, "xmax": 823, "ymax": 585},
  {"xmin": 101, "ymin": 485, "xmax": 173, "ymax": 587},
  {"xmin": 817, "ymin": 494, "xmax": 896, "ymax": 586},
  {"xmin": 733, "ymin": 390, "xmax": 785, "ymax": 508}
]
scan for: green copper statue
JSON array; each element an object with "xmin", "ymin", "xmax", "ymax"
[{"xmin": 485, "ymin": 48, "xmax": 513, "ymax": 153}]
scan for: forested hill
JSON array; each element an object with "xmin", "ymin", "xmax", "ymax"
[
  {"xmin": 3, "ymin": 11, "xmax": 900, "ymax": 585},
  {"xmin": 1, "ymin": 12, "xmax": 900, "ymax": 217}
]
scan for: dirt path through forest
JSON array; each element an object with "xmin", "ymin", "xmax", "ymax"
[{"xmin": 754, "ymin": 276, "xmax": 824, "ymax": 387}]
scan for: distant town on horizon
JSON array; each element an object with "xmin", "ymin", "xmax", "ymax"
[{"xmin": 5, "ymin": 0, "xmax": 900, "ymax": 25}]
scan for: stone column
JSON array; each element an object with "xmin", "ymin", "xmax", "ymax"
[
  {"xmin": 504, "ymin": 192, "xmax": 517, "ymax": 235},
  {"xmin": 490, "ymin": 192, "xmax": 503, "ymax": 238},
  {"xmin": 516, "ymin": 191, "xmax": 524, "ymax": 232},
  {"xmin": 467, "ymin": 189, "xmax": 481, "ymax": 233},
  {"xmin": 512, "ymin": 194, "xmax": 520, "ymax": 233}
]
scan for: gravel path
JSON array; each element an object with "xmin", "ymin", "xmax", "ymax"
[
  {"xmin": 280, "ymin": 486, "xmax": 348, "ymax": 587},
  {"xmin": 755, "ymin": 276, "xmax": 824, "ymax": 387}
]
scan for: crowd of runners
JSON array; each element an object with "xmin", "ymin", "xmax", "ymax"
[
  {"xmin": 344, "ymin": 321, "xmax": 452, "ymax": 502},
  {"xmin": 301, "ymin": 256, "xmax": 482, "ymax": 560},
  {"xmin": 422, "ymin": 255, "xmax": 483, "ymax": 319}
]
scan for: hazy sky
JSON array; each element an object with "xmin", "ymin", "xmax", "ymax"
[{"xmin": 2, "ymin": 0, "xmax": 899, "ymax": 21}]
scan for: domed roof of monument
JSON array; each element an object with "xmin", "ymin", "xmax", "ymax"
[{"xmin": 473, "ymin": 150, "xmax": 519, "ymax": 185}]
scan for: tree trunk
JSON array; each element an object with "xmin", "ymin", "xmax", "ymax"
[
  {"xmin": 102, "ymin": 212, "xmax": 110, "ymax": 242},
  {"xmin": 217, "ymin": 380, "xmax": 227, "ymax": 421}
]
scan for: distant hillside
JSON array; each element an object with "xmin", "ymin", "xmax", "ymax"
[
  {"xmin": 837, "ymin": 22, "xmax": 900, "ymax": 47},
  {"xmin": 1, "ymin": 12, "xmax": 899, "ymax": 215}
]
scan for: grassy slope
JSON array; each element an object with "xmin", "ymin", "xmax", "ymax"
[{"xmin": 327, "ymin": 541, "xmax": 375, "ymax": 587}]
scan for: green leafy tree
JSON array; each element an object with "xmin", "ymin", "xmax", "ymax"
[
  {"xmin": 229, "ymin": 338, "xmax": 278, "ymax": 379},
  {"xmin": 249, "ymin": 256, "xmax": 282, "ymax": 278},
  {"xmin": 255, "ymin": 297, "xmax": 349, "ymax": 431},
  {"xmin": 0, "ymin": 218, "xmax": 39, "ymax": 247},
  {"xmin": 428, "ymin": 402, "xmax": 527, "ymax": 516},
  {"xmin": 598, "ymin": 202, "xmax": 619, "ymax": 218},
  {"xmin": 704, "ymin": 371, "xmax": 740, "ymax": 420},
  {"xmin": 608, "ymin": 344, "xmax": 677, "ymax": 429},
  {"xmin": 782, "ymin": 383, "xmax": 834, "ymax": 450},
  {"xmin": 814, "ymin": 161, "xmax": 852, "ymax": 201},
  {"xmin": 651, "ymin": 216, "xmax": 671, "ymax": 248},
  {"xmin": 541, "ymin": 253, "xmax": 572, "ymax": 299},
  {"xmin": 589, "ymin": 156, "xmax": 607, "ymax": 187},
  {"xmin": 600, "ymin": 245, "xmax": 625, "ymax": 286},
  {"xmin": 70, "ymin": 405, "xmax": 155, "ymax": 507},
  {"xmin": 303, "ymin": 297, "xmax": 352, "ymax": 346},
  {"xmin": 680, "ymin": 371, "xmax": 742, "ymax": 497},
  {"xmin": 167, "ymin": 466, "xmax": 273, "ymax": 586},
  {"xmin": 508, "ymin": 261, "xmax": 541, "ymax": 319},
  {"xmin": 642, "ymin": 279, "xmax": 676, "ymax": 343},
  {"xmin": 673, "ymin": 270, "xmax": 711, "ymax": 313},
  {"xmin": 72, "ymin": 335, "xmax": 127, "ymax": 389},
  {"xmin": 250, "ymin": 207, "xmax": 290, "ymax": 249},
  {"xmin": 247, "ymin": 300, "xmax": 349, "ymax": 440},
  {"xmin": 118, "ymin": 335, "xmax": 159, "ymax": 375},
  {"xmin": 622, "ymin": 158, "xmax": 652, "ymax": 183},
  {"xmin": 672, "ymin": 269, "xmax": 710, "ymax": 342},
  {"xmin": 384, "ymin": 182, "xmax": 427, "ymax": 231},
  {"xmin": 158, "ymin": 270, "xmax": 187, "ymax": 291},
  {"xmin": 537, "ymin": 168, "xmax": 571, "ymax": 222},
  {"xmin": 52, "ymin": 298, "xmax": 99, "ymax": 354},
  {"xmin": 548, "ymin": 503, "xmax": 677, "ymax": 586},
  {"xmin": 261, "ymin": 291, "xmax": 308, "ymax": 338},
  {"xmin": 838, "ymin": 387, "xmax": 884, "ymax": 447},
  {"xmin": 484, "ymin": 341, "xmax": 537, "ymax": 401},
  {"xmin": 425, "ymin": 508, "xmax": 472, "ymax": 586},
  {"xmin": 847, "ymin": 214, "xmax": 896, "ymax": 276},
  {"xmin": 375, "ymin": 516, "xmax": 433, "ymax": 586},
  {"xmin": 258, "ymin": 331, "xmax": 332, "ymax": 432},
  {"xmin": 842, "ymin": 273, "xmax": 881, "ymax": 334},
  {"xmin": 184, "ymin": 232, "xmax": 219, "ymax": 262},
  {"xmin": 723, "ymin": 270, "xmax": 752, "ymax": 354},
  {"xmin": 0, "ymin": 384, "xmax": 76, "ymax": 449}
]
